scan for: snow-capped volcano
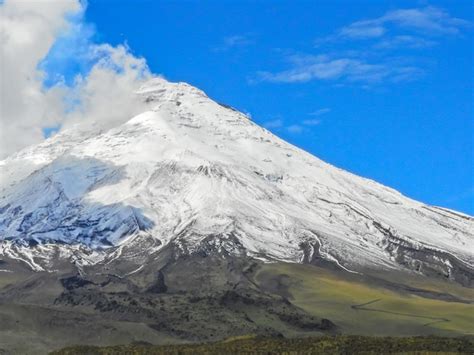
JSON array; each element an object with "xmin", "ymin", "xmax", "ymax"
[{"xmin": 0, "ymin": 78, "xmax": 473, "ymax": 283}]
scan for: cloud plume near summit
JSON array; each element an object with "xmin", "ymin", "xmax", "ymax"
[{"xmin": 0, "ymin": 0, "xmax": 154, "ymax": 158}]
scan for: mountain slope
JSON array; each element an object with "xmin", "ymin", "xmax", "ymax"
[
  {"xmin": 0, "ymin": 77, "xmax": 473, "ymax": 284},
  {"xmin": 1, "ymin": 78, "xmax": 473, "ymax": 354}
]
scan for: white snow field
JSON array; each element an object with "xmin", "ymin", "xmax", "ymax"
[{"xmin": 0, "ymin": 78, "xmax": 472, "ymax": 278}]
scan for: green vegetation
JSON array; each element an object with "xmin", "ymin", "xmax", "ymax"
[
  {"xmin": 51, "ymin": 335, "xmax": 474, "ymax": 354},
  {"xmin": 2, "ymin": 258, "xmax": 473, "ymax": 353},
  {"xmin": 255, "ymin": 263, "xmax": 474, "ymax": 336},
  {"xmin": 50, "ymin": 263, "xmax": 474, "ymax": 354}
]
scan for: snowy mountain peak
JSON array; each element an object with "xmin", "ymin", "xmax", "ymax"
[
  {"xmin": 0, "ymin": 78, "xmax": 473, "ymax": 285},
  {"xmin": 136, "ymin": 77, "xmax": 208, "ymax": 101}
]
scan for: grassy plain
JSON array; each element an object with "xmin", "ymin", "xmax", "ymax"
[
  {"xmin": 255, "ymin": 263, "xmax": 474, "ymax": 336},
  {"xmin": 51, "ymin": 335, "xmax": 474, "ymax": 354}
]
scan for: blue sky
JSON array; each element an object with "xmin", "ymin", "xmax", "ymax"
[{"xmin": 43, "ymin": 0, "xmax": 472, "ymax": 214}]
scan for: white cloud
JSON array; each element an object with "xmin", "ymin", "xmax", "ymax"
[
  {"xmin": 0, "ymin": 0, "xmax": 153, "ymax": 159},
  {"xmin": 374, "ymin": 35, "xmax": 436, "ymax": 49},
  {"xmin": 300, "ymin": 108, "xmax": 330, "ymax": 126},
  {"xmin": 257, "ymin": 54, "xmax": 422, "ymax": 85},
  {"xmin": 224, "ymin": 35, "xmax": 253, "ymax": 47},
  {"xmin": 0, "ymin": 0, "xmax": 79, "ymax": 158},
  {"xmin": 258, "ymin": 6, "xmax": 469, "ymax": 87},
  {"xmin": 214, "ymin": 34, "xmax": 254, "ymax": 51},
  {"xmin": 339, "ymin": 23, "xmax": 386, "ymax": 39},
  {"xmin": 333, "ymin": 6, "xmax": 470, "ymax": 43},
  {"xmin": 287, "ymin": 124, "xmax": 303, "ymax": 134},
  {"xmin": 380, "ymin": 7, "xmax": 470, "ymax": 35},
  {"xmin": 61, "ymin": 44, "xmax": 151, "ymax": 131},
  {"xmin": 263, "ymin": 117, "xmax": 320, "ymax": 134},
  {"xmin": 302, "ymin": 119, "xmax": 321, "ymax": 126},
  {"xmin": 263, "ymin": 118, "xmax": 284, "ymax": 129},
  {"xmin": 310, "ymin": 108, "xmax": 331, "ymax": 116}
]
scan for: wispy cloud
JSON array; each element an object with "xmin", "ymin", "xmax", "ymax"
[
  {"xmin": 310, "ymin": 108, "xmax": 331, "ymax": 116},
  {"xmin": 374, "ymin": 35, "xmax": 436, "ymax": 49},
  {"xmin": 263, "ymin": 118, "xmax": 284, "ymax": 129},
  {"xmin": 214, "ymin": 35, "xmax": 254, "ymax": 51},
  {"xmin": 378, "ymin": 7, "xmax": 469, "ymax": 34},
  {"xmin": 335, "ymin": 6, "xmax": 470, "ymax": 42},
  {"xmin": 287, "ymin": 124, "xmax": 304, "ymax": 134},
  {"xmin": 339, "ymin": 23, "xmax": 386, "ymax": 39},
  {"xmin": 302, "ymin": 119, "xmax": 321, "ymax": 126},
  {"xmin": 256, "ymin": 6, "xmax": 468, "ymax": 88},
  {"xmin": 263, "ymin": 118, "xmax": 303, "ymax": 134},
  {"xmin": 263, "ymin": 111, "xmax": 327, "ymax": 134},
  {"xmin": 257, "ymin": 54, "xmax": 422, "ymax": 85},
  {"xmin": 300, "ymin": 108, "xmax": 330, "ymax": 126}
]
